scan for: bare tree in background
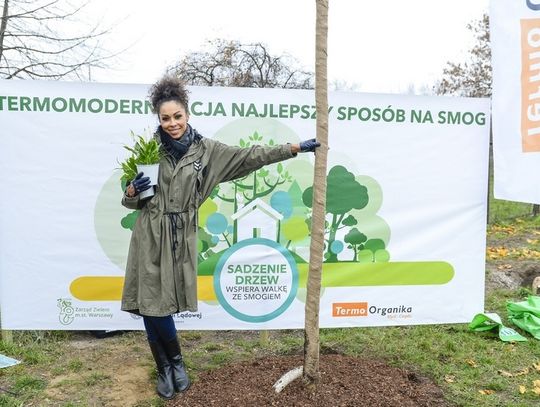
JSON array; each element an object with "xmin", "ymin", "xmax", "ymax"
[
  {"xmin": 433, "ymin": 13, "xmax": 491, "ymax": 97},
  {"xmin": 0, "ymin": 0, "xmax": 114, "ymax": 80},
  {"xmin": 170, "ymin": 39, "xmax": 314, "ymax": 89}
]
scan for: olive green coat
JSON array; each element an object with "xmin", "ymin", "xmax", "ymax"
[{"xmin": 121, "ymin": 134, "xmax": 295, "ymax": 316}]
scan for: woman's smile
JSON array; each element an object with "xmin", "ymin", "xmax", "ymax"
[{"xmin": 159, "ymin": 100, "xmax": 189, "ymax": 139}]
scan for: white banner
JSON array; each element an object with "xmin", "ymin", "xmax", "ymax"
[
  {"xmin": 0, "ymin": 80, "xmax": 490, "ymax": 330},
  {"xmin": 491, "ymin": 0, "xmax": 540, "ymax": 203}
]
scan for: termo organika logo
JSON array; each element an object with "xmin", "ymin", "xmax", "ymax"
[{"xmin": 332, "ymin": 302, "xmax": 413, "ymax": 317}]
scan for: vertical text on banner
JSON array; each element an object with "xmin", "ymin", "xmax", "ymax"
[{"xmin": 521, "ymin": 18, "xmax": 540, "ymax": 152}]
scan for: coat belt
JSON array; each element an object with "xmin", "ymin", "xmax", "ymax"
[{"xmin": 164, "ymin": 211, "xmax": 188, "ymax": 254}]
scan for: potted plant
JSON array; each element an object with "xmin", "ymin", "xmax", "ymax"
[{"xmin": 120, "ymin": 130, "xmax": 162, "ymax": 199}]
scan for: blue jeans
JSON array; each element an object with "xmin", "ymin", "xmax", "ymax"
[{"xmin": 142, "ymin": 315, "xmax": 177, "ymax": 342}]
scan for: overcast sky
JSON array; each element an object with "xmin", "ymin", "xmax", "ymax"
[{"xmin": 88, "ymin": 0, "xmax": 489, "ymax": 94}]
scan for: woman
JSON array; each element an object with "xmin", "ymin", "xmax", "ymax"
[{"xmin": 121, "ymin": 75, "xmax": 319, "ymax": 399}]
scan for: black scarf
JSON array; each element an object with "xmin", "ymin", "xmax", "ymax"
[{"xmin": 158, "ymin": 124, "xmax": 195, "ymax": 162}]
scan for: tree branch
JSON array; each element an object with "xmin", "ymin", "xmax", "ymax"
[{"xmin": 1, "ymin": 0, "xmax": 118, "ymax": 80}]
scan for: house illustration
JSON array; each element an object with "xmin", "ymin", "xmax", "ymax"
[{"xmin": 231, "ymin": 198, "xmax": 283, "ymax": 241}]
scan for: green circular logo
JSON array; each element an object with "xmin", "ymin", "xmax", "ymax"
[{"xmin": 213, "ymin": 238, "xmax": 298, "ymax": 323}]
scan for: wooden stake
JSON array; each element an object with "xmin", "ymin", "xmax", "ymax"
[{"xmin": 260, "ymin": 330, "xmax": 269, "ymax": 346}]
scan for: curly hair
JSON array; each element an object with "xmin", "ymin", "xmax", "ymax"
[{"xmin": 148, "ymin": 75, "xmax": 190, "ymax": 114}]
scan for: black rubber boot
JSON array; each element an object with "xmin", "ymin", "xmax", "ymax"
[
  {"xmin": 148, "ymin": 340, "xmax": 175, "ymax": 400},
  {"xmin": 162, "ymin": 336, "xmax": 191, "ymax": 392}
]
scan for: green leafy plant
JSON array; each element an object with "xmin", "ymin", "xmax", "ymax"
[{"xmin": 119, "ymin": 131, "xmax": 162, "ymax": 183}]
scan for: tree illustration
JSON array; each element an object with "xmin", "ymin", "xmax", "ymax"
[
  {"xmin": 287, "ymin": 180, "xmax": 307, "ymax": 215},
  {"xmin": 342, "ymin": 215, "xmax": 357, "ymax": 227},
  {"xmin": 302, "ymin": 165, "xmax": 369, "ymax": 262},
  {"xmin": 329, "ymin": 240, "xmax": 344, "ymax": 257},
  {"xmin": 270, "ymin": 191, "xmax": 293, "ymax": 219},
  {"xmin": 213, "ymin": 131, "xmax": 293, "ymax": 243},
  {"xmin": 282, "ymin": 217, "xmax": 310, "ymax": 250},
  {"xmin": 197, "ymin": 227, "xmax": 218, "ymax": 261},
  {"xmin": 120, "ymin": 211, "xmax": 139, "ymax": 231},
  {"xmin": 198, "ymin": 198, "xmax": 218, "ymax": 228},
  {"xmin": 270, "ymin": 191, "xmax": 293, "ymax": 242},
  {"xmin": 358, "ymin": 238, "xmax": 390, "ymax": 263},
  {"xmin": 344, "ymin": 227, "xmax": 367, "ymax": 262},
  {"xmin": 205, "ymin": 212, "xmax": 232, "ymax": 247},
  {"xmin": 226, "ymin": 132, "xmax": 293, "ymax": 204}
]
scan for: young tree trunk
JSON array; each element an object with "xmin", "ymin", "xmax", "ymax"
[{"xmin": 303, "ymin": 0, "xmax": 329, "ymax": 386}]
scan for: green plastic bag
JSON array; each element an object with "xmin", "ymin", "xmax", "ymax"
[
  {"xmin": 469, "ymin": 312, "xmax": 527, "ymax": 342},
  {"xmin": 507, "ymin": 295, "xmax": 540, "ymax": 340}
]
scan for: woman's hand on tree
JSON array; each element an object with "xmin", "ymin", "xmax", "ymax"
[{"xmin": 299, "ymin": 138, "xmax": 320, "ymax": 153}]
